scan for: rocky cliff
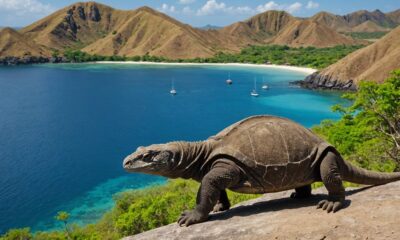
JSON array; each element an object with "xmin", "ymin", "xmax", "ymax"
[
  {"xmin": 299, "ymin": 26, "xmax": 400, "ymax": 90},
  {"xmin": 126, "ymin": 181, "xmax": 400, "ymax": 240}
]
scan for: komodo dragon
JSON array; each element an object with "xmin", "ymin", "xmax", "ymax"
[{"xmin": 123, "ymin": 115, "xmax": 400, "ymax": 226}]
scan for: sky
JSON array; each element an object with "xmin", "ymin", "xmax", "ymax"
[{"xmin": 0, "ymin": 0, "xmax": 399, "ymax": 27}]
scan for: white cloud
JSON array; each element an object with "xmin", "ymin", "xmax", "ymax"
[
  {"xmin": 286, "ymin": 2, "xmax": 302, "ymax": 13},
  {"xmin": 179, "ymin": 0, "xmax": 195, "ymax": 4},
  {"xmin": 306, "ymin": 1, "xmax": 319, "ymax": 9},
  {"xmin": 196, "ymin": 0, "xmax": 255, "ymax": 16},
  {"xmin": 0, "ymin": 0, "xmax": 54, "ymax": 16},
  {"xmin": 256, "ymin": 1, "xmax": 303, "ymax": 14},
  {"xmin": 197, "ymin": 0, "xmax": 226, "ymax": 16},
  {"xmin": 158, "ymin": 3, "xmax": 176, "ymax": 13},
  {"xmin": 256, "ymin": 1, "xmax": 280, "ymax": 12}
]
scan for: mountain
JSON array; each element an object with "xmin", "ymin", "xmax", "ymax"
[
  {"xmin": 243, "ymin": 10, "xmax": 295, "ymax": 37},
  {"xmin": 311, "ymin": 9, "xmax": 399, "ymax": 32},
  {"xmin": 20, "ymin": 2, "xmax": 118, "ymax": 50},
  {"xmin": 0, "ymin": 28, "xmax": 50, "ymax": 57},
  {"xmin": 302, "ymin": 26, "xmax": 400, "ymax": 89},
  {"xmin": 387, "ymin": 9, "xmax": 400, "ymax": 24},
  {"xmin": 351, "ymin": 20, "xmax": 391, "ymax": 32},
  {"xmin": 2, "ymin": 2, "xmax": 397, "ymax": 60},
  {"xmin": 199, "ymin": 25, "xmax": 222, "ymax": 30},
  {"xmin": 343, "ymin": 9, "xmax": 397, "ymax": 28},
  {"xmin": 220, "ymin": 11, "xmax": 360, "ymax": 48},
  {"xmin": 310, "ymin": 12, "xmax": 352, "ymax": 32},
  {"xmin": 17, "ymin": 2, "xmax": 250, "ymax": 59},
  {"xmin": 268, "ymin": 19, "xmax": 357, "ymax": 47}
]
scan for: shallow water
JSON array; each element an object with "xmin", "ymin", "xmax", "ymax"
[{"xmin": 0, "ymin": 63, "xmax": 346, "ymax": 233}]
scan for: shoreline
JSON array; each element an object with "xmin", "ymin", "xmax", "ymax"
[{"xmin": 94, "ymin": 61, "xmax": 317, "ymax": 75}]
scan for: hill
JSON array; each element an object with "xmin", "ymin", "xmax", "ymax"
[
  {"xmin": 268, "ymin": 19, "xmax": 357, "ymax": 47},
  {"xmin": 3, "ymin": 2, "xmax": 399, "ymax": 60},
  {"xmin": 311, "ymin": 12, "xmax": 353, "ymax": 32},
  {"xmin": 221, "ymin": 11, "xmax": 360, "ymax": 48},
  {"xmin": 127, "ymin": 181, "xmax": 400, "ymax": 240},
  {"xmin": 351, "ymin": 20, "xmax": 391, "ymax": 32},
  {"xmin": 311, "ymin": 9, "xmax": 399, "ymax": 32},
  {"xmin": 0, "ymin": 28, "xmax": 50, "ymax": 57},
  {"xmin": 343, "ymin": 9, "xmax": 397, "ymax": 28},
  {"xmin": 301, "ymin": 26, "xmax": 400, "ymax": 90}
]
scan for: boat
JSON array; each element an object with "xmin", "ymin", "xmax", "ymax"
[
  {"xmin": 226, "ymin": 73, "xmax": 233, "ymax": 85},
  {"xmin": 261, "ymin": 77, "xmax": 269, "ymax": 90},
  {"xmin": 170, "ymin": 79, "xmax": 177, "ymax": 95},
  {"xmin": 251, "ymin": 78, "xmax": 259, "ymax": 97}
]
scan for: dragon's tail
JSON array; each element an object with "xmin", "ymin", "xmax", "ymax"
[{"xmin": 341, "ymin": 161, "xmax": 400, "ymax": 185}]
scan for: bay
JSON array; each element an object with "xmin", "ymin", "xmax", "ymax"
[{"xmin": 0, "ymin": 63, "xmax": 346, "ymax": 233}]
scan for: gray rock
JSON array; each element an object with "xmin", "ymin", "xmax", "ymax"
[{"xmin": 126, "ymin": 181, "xmax": 400, "ymax": 240}]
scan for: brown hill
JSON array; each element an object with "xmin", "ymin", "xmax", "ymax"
[
  {"xmin": 0, "ymin": 28, "xmax": 50, "ymax": 57},
  {"xmin": 243, "ymin": 10, "xmax": 295, "ymax": 37},
  {"xmin": 18, "ymin": 2, "xmax": 248, "ymax": 59},
  {"xmin": 343, "ymin": 9, "xmax": 397, "ymax": 28},
  {"xmin": 20, "ymin": 2, "xmax": 118, "ymax": 50},
  {"xmin": 302, "ymin": 26, "xmax": 400, "ymax": 89},
  {"xmin": 82, "ymin": 6, "xmax": 232, "ymax": 59},
  {"xmin": 2, "ymin": 2, "xmax": 395, "ymax": 60},
  {"xmin": 352, "ymin": 20, "xmax": 391, "ymax": 32},
  {"xmin": 268, "ymin": 19, "xmax": 357, "ymax": 47},
  {"xmin": 387, "ymin": 9, "xmax": 400, "ymax": 24},
  {"xmin": 311, "ymin": 12, "xmax": 352, "ymax": 32}
]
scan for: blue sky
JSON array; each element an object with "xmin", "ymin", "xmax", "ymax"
[{"xmin": 0, "ymin": 0, "xmax": 399, "ymax": 27}]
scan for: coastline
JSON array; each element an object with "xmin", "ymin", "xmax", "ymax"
[{"xmin": 95, "ymin": 61, "xmax": 317, "ymax": 75}]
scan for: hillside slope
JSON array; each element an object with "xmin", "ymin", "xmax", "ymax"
[
  {"xmin": 0, "ymin": 28, "xmax": 50, "ymax": 57},
  {"xmin": 127, "ymin": 181, "xmax": 400, "ymax": 240},
  {"xmin": 301, "ymin": 26, "xmax": 400, "ymax": 89},
  {"xmin": 269, "ymin": 20, "xmax": 357, "ymax": 47}
]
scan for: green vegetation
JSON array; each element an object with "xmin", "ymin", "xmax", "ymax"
[
  {"xmin": 62, "ymin": 45, "xmax": 363, "ymax": 70},
  {"xmin": 191, "ymin": 45, "xmax": 364, "ymax": 69},
  {"xmin": 313, "ymin": 70, "xmax": 400, "ymax": 172},
  {"xmin": 0, "ymin": 180, "xmax": 259, "ymax": 239},
  {"xmin": 344, "ymin": 31, "xmax": 388, "ymax": 40}
]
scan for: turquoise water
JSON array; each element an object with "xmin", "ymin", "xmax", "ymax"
[{"xmin": 0, "ymin": 63, "xmax": 346, "ymax": 233}]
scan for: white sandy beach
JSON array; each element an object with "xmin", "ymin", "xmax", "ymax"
[{"xmin": 95, "ymin": 61, "xmax": 317, "ymax": 75}]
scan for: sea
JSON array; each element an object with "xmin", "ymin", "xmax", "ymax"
[{"xmin": 0, "ymin": 63, "xmax": 347, "ymax": 233}]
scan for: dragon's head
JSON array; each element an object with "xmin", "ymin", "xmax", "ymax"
[{"xmin": 123, "ymin": 144, "xmax": 178, "ymax": 176}]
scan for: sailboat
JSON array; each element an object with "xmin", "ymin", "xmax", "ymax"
[
  {"xmin": 251, "ymin": 78, "xmax": 259, "ymax": 97},
  {"xmin": 226, "ymin": 72, "xmax": 233, "ymax": 85},
  {"xmin": 261, "ymin": 77, "xmax": 269, "ymax": 90},
  {"xmin": 170, "ymin": 79, "xmax": 177, "ymax": 95}
]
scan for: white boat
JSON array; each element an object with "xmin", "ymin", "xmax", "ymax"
[
  {"xmin": 226, "ymin": 72, "xmax": 233, "ymax": 85},
  {"xmin": 261, "ymin": 77, "xmax": 269, "ymax": 90},
  {"xmin": 251, "ymin": 78, "xmax": 259, "ymax": 97},
  {"xmin": 170, "ymin": 79, "xmax": 177, "ymax": 95}
]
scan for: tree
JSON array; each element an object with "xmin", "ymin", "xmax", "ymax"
[
  {"xmin": 314, "ymin": 70, "xmax": 400, "ymax": 170},
  {"xmin": 55, "ymin": 211, "xmax": 71, "ymax": 239}
]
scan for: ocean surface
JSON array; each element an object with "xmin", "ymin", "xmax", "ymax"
[{"xmin": 0, "ymin": 63, "xmax": 347, "ymax": 233}]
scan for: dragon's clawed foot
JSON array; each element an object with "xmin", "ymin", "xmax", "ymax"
[
  {"xmin": 178, "ymin": 209, "xmax": 208, "ymax": 227},
  {"xmin": 316, "ymin": 198, "xmax": 343, "ymax": 213}
]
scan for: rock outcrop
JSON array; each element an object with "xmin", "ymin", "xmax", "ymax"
[
  {"xmin": 299, "ymin": 26, "xmax": 400, "ymax": 90},
  {"xmin": 126, "ymin": 181, "xmax": 400, "ymax": 240}
]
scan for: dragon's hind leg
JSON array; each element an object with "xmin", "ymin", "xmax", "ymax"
[
  {"xmin": 290, "ymin": 185, "xmax": 312, "ymax": 199},
  {"xmin": 318, "ymin": 151, "xmax": 345, "ymax": 213}
]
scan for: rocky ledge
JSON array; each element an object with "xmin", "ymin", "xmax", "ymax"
[
  {"xmin": 0, "ymin": 56, "xmax": 66, "ymax": 66},
  {"xmin": 126, "ymin": 181, "xmax": 400, "ymax": 240},
  {"xmin": 293, "ymin": 72, "xmax": 357, "ymax": 91}
]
